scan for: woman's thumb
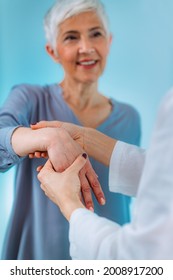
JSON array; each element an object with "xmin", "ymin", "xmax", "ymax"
[{"xmin": 67, "ymin": 153, "xmax": 87, "ymax": 174}]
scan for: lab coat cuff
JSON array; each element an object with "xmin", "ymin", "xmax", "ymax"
[
  {"xmin": 109, "ymin": 141, "xmax": 125, "ymax": 193},
  {"xmin": 69, "ymin": 208, "xmax": 92, "ymax": 259}
]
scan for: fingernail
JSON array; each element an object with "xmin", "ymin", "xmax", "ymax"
[
  {"xmin": 100, "ymin": 198, "xmax": 106, "ymax": 205},
  {"xmin": 89, "ymin": 207, "xmax": 94, "ymax": 212},
  {"xmin": 82, "ymin": 153, "xmax": 87, "ymax": 159}
]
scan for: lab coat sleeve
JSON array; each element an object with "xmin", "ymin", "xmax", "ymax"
[
  {"xmin": 69, "ymin": 208, "xmax": 121, "ymax": 260},
  {"xmin": 109, "ymin": 141, "xmax": 146, "ymax": 196}
]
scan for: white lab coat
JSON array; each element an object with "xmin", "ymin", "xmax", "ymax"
[{"xmin": 69, "ymin": 89, "xmax": 173, "ymax": 259}]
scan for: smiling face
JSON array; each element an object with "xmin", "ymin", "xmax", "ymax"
[{"xmin": 46, "ymin": 11, "xmax": 112, "ymax": 84}]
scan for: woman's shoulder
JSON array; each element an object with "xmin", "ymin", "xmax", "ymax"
[
  {"xmin": 10, "ymin": 83, "xmax": 61, "ymax": 97},
  {"xmin": 11, "ymin": 83, "xmax": 52, "ymax": 92}
]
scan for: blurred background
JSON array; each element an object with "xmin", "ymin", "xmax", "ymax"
[{"xmin": 0, "ymin": 0, "xmax": 173, "ymax": 257}]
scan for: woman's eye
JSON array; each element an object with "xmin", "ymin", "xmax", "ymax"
[
  {"xmin": 64, "ymin": 35, "xmax": 77, "ymax": 41},
  {"xmin": 92, "ymin": 31, "xmax": 102, "ymax": 38}
]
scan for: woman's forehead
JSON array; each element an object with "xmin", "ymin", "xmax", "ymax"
[{"xmin": 58, "ymin": 11, "xmax": 104, "ymax": 33}]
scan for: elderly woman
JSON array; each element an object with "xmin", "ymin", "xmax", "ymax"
[{"xmin": 0, "ymin": 0, "xmax": 140, "ymax": 260}]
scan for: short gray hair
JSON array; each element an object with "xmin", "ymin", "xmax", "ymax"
[{"xmin": 44, "ymin": 0, "xmax": 110, "ymax": 50}]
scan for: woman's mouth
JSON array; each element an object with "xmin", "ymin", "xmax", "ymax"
[{"xmin": 77, "ymin": 60, "xmax": 98, "ymax": 68}]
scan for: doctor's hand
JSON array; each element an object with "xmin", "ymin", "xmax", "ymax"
[{"xmin": 37, "ymin": 154, "xmax": 88, "ymax": 221}]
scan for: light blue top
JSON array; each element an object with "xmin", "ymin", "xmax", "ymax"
[{"xmin": 0, "ymin": 84, "xmax": 141, "ymax": 259}]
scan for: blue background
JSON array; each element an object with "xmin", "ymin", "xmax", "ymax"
[{"xmin": 0, "ymin": 0, "xmax": 173, "ymax": 256}]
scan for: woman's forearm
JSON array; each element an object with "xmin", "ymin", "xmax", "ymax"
[{"xmin": 84, "ymin": 128, "xmax": 117, "ymax": 166}]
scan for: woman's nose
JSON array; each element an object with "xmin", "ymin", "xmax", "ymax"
[{"xmin": 78, "ymin": 39, "xmax": 95, "ymax": 54}]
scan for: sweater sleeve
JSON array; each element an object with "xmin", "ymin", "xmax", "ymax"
[
  {"xmin": 0, "ymin": 85, "xmax": 33, "ymax": 171},
  {"xmin": 0, "ymin": 126, "xmax": 22, "ymax": 171}
]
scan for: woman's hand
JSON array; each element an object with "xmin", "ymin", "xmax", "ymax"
[
  {"xmin": 37, "ymin": 154, "xmax": 88, "ymax": 221},
  {"xmin": 44, "ymin": 127, "xmax": 105, "ymax": 210}
]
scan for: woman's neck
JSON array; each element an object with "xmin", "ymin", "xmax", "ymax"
[
  {"xmin": 59, "ymin": 79, "xmax": 101, "ymax": 111},
  {"xmin": 59, "ymin": 78, "xmax": 112, "ymax": 128}
]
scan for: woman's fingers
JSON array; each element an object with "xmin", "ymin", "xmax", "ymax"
[
  {"xmin": 29, "ymin": 151, "xmax": 48, "ymax": 159},
  {"xmin": 85, "ymin": 161, "xmax": 106, "ymax": 206},
  {"xmin": 79, "ymin": 169, "xmax": 94, "ymax": 211},
  {"xmin": 66, "ymin": 155, "xmax": 105, "ymax": 207},
  {"xmin": 65, "ymin": 154, "xmax": 94, "ymax": 210}
]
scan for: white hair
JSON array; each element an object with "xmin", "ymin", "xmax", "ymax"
[{"xmin": 44, "ymin": 0, "xmax": 110, "ymax": 50}]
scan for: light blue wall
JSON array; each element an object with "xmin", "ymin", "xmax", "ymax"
[{"xmin": 0, "ymin": 0, "xmax": 173, "ymax": 257}]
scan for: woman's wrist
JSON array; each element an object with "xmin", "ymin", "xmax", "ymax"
[
  {"xmin": 11, "ymin": 127, "xmax": 39, "ymax": 157},
  {"xmin": 11, "ymin": 126, "xmax": 55, "ymax": 157}
]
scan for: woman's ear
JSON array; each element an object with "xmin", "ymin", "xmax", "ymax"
[
  {"xmin": 107, "ymin": 33, "xmax": 113, "ymax": 54},
  {"xmin": 108, "ymin": 33, "xmax": 113, "ymax": 48},
  {"xmin": 45, "ymin": 44, "xmax": 60, "ymax": 63},
  {"xmin": 109, "ymin": 33, "xmax": 113, "ymax": 46}
]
